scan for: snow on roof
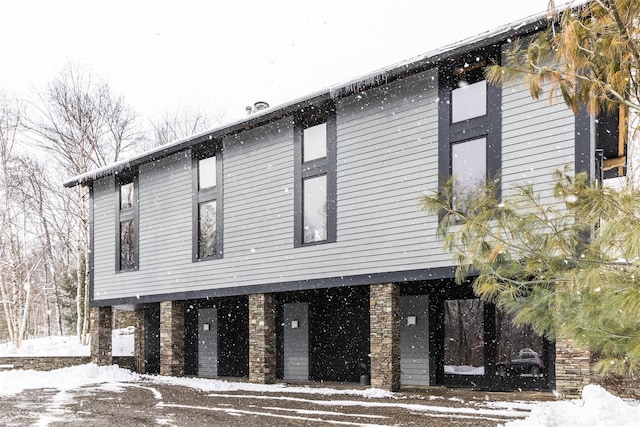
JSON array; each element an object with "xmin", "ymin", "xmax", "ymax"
[{"xmin": 64, "ymin": 5, "xmax": 560, "ymax": 188}]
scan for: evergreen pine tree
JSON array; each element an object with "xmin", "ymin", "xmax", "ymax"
[{"xmin": 423, "ymin": 0, "xmax": 640, "ymax": 377}]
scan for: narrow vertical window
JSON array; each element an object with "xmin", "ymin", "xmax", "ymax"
[
  {"xmin": 294, "ymin": 103, "xmax": 337, "ymax": 246},
  {"xmin": 116, "ymin": 173, "xmax": 138, "ymax": 272},
  {"xmin": 438, "ymin": 48, "xmax": 501, "ymax": 215},
  {"xmin": 193, "ymin": 147, "xmax": 223, "ymax": 261}
]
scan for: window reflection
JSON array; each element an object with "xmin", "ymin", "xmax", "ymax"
[
  {"xmin": 120, "ymin": 182, "xmax": 134, "ymax": 210},
  {"xmin": 444, "ymin": 299, "xmax": 485, "ymax": 376},
  {"xmin": 495, "ymin": 312, "xmax": 545, "ymax": 378},
  {"xmin": 452, "ymin": 138, "xmax": 486, "ymax": 213},
  {"xmin": 452, "ymin": 80, "xmax": 487, "ymax": 123},
  {"xmin": 199, "ymin": 201, "xmax": 217, "ymax": 259},
  {"xmin": 120, "ymin": 219, "xmax": 135, "ymax": 270},
  {"xmin": 303, "ymin": 174, "xmax": 327, "ymax": 243}
]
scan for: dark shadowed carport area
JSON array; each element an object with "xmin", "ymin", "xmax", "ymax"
[{"xmin": 0, "ymin": 379, "xmax": 550, "ymax": 426}]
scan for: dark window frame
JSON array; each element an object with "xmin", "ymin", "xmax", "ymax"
[
  {"xmin": 293, "ymin": 101, "xmax": 337, "ymax": 247},
  {"xmin": 115, "ymin": 171, "xmax": 139, "ymax": 272},
  {"xmin": 192, "ymin": 144, "xmax": 224, "ymax": 261},
  {"xmin": 438, "ymin": 46, "xmax": 502, "ymax": 207}
]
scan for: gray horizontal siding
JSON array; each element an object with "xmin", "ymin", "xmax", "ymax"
[
  {"xmin": 500, "ymin": 44, "xmax": 575, "ymax": 202},
  {"xmin": 92, "ymin": 68, "xmax": 447, "ymax": 301},
  {"xmin": 91, "ymin": 61, "xmax": 577, "ymax": 302},
  {"xmin": 335, "ymin": 69, "xmax": 443, "ymax": 272},
  {"xmin": 138, "ymin": 155, "xmax": 192, "ymax": 271}
]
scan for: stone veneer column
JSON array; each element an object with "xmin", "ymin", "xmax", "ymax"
[
  {"xmin": 160, "ymin": 301, "xmax": 185, "ymax": 376},
  {"xmin": 134, "ymin": 310, "xmax": 146, "ymax": 373},
  {"xmin": 555, "ymin": 338, "xmax": 591, "ymax": 398},
  {"xmin": 90, "ymin": 306, "xmax": 113, "ymax": 366},
  {"xmin": 249, "ymin": 293, "xmax": 277, "ymax": 384},
  {"xmin": 370, "ymin": 283, "xmax": 400, "ymax": 391}
]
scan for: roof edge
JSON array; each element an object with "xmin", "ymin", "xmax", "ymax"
[{"xmin": 64, "ymin": 7, "xmax": 556, "ymax": 188}]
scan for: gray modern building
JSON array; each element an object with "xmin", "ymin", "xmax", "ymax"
[{"xmin": 65, "ymin": 8, "xmax": 625, "ymax": 393}]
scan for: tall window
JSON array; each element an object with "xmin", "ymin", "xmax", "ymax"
[
  {"xmin": 116, "ymin": 172, "xmax": 138, "ymax": 271},
  {"xmin": 439, "ymin": 48, "xmax": 501, "ymax": 214},
  {"xmin": 294, "ymin": 103, "xmax": 337, "ymax": 246},
  {"xmin": 193, "ymin": 148, "xmax": 222, "ymax": 260},
  {"xmin": 452, "ymin": 138, "xmax": 487, "ymax": 212}
]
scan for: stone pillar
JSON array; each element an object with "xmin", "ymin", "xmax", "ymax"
[
  {"xmin": 90, "ymin": 306, "xmax": 113, "ymax": 366},
  {"xmin": 249, "ymin": 293, "xmax": 276, "ymax": 384},
  {"xmin": 134, "ymin": 310, "xmax": 146, "ymax": 373},
  {"xmin": 370, "ymin": 283, "xmax": 400, "ymax": 391},
  {"xmin": 555, "ymin": 338, "xmax": 591, "ymax": 398},
  {"xmin": 160, "ymin": 301, "xmax": 185, "ymax": 376}
]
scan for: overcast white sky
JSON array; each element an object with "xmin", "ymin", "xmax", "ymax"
[{"xmin": 0, "ymin": 0, "xmax": 552, "ymax": 124}]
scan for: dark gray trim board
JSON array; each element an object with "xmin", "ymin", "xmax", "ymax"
[
  {"xmin": 438, "ymin": 45, "xmax": 502, "ymax": 201},
  {"xmin": 100, "ymin": 266, "xmax": 459, "ymax": 308},
  {"xmin": 115, "ymin": 172, "xmax": 139, "ymax": 273},
  {"xmin": 191, "ymin": 145, "xmax": 224, "ymax": 262},
  {"xmin": 88, "ymin": 184, "xmax": 95, "ymax": 302},
  {"xmin": 293, "ymin": 101, "xmax": 337, "ymax": 247},
  {"xmin": 574, "ymin": 104, "xmax": 593, "ymax": 178}
]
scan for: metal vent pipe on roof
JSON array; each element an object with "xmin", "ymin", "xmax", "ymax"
[
  {"xmin": 245, "ymin": 101, "xmax": 270, "ymax": 115},
  {"xmin": 254, "ymin": 101, "xmax": 269, "ymax": 111}
]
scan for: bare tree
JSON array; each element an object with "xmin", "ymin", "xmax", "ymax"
[
  {"xmin": 31, "ymin": 64, "xmax": 143, "ymax": 172},
  {"xmin": 0, "ymin": 93, "xmax": 31, "ymax": 347},
  {"xmin": 27, "ymin": 64, "xmax": 144, "ymax": 344},
  {"xmin": 0, "ymin": 66, "xmax": 225, "ymax": 347},
  {"xmin": 17, "ymin": 157, "xmax": 67, "ymax": 337}
]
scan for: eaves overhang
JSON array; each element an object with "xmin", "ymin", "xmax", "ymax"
[{"xmin": 64, "ymin": 9, "xmax": 552, "ymax": 188}]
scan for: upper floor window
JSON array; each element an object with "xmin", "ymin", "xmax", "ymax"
[
  {"xmin": 439, "ymin": 47, "xmax": 501, "ymax": 214},
  {"xmin": 294, "ymin": 103, "xmax": 337, "ymax": 246},
  {"xmin": 116, "ymin": 172, "xmax": 138, "ymax": 272},
  {"xmin": 303, "ymin": 123, "xmax": 327, "ymax": 162},
  {"xmin": 193, "ymin": 146, "xmax": 223, "ymax": 260},
  {"xmin": 451, "ymin": 80, "xmax": 487, "ymax": 123}
]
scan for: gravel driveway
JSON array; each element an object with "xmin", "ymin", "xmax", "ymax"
[{"xmin": 0, "ymin": 380, "xmax": 548, "ymax": 426}]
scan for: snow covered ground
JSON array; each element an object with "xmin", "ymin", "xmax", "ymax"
[
  {"xmin": 0, "ymin": 335, "xmax": 638, "ymax": 426},
  {"xmin": 0, "ymin": 328, "xmax": 134, "ymax": 357},
  {"xmin": 0, "ymin": 364, "xmax": 637, "ymax": 426}
]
